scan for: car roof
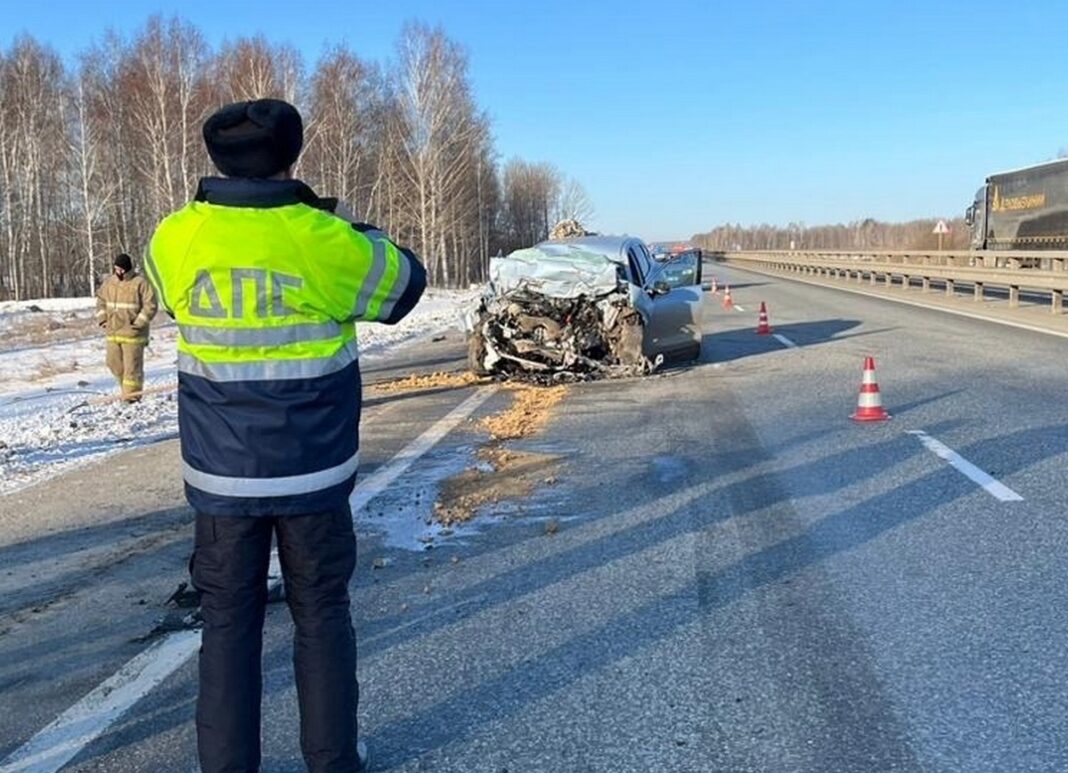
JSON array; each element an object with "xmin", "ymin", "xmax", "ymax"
[{"xmin": 539, "ymin": 235, "xmax": 641, "ymax": 264}]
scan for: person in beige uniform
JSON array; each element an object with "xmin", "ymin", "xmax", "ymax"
[{"xmin": 95, "ymin": 253, "xmax": 158, "ymax": 402}]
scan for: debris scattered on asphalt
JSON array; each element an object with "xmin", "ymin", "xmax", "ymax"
[
  {"xmin": 481, "ymin": 384, "xmax": 567, "ymax": 441},
  {"xmin": 133, "ymin": 609, "xmax": 203, "ymax": 643},
  {"xmin": 267, "ymin": 581, "xmax": 285, "ymax": 603},
  {"xmin": 545, "ymin": 519, "xmax": 559, "ymax": 536},
  {"xmin": 371, "ymin": 371, "xmax": 488, "ymax": 394},
  {"xmin": 372, "ymin": 557, "xmax": 392, "ymax": 570},
  {"xmin": 434, "ymin": 446, "xmax": 562, "ymax": 525},
  {"xmin": 165, "ymin": 581, "xmax": 201, "ymax": 609}
]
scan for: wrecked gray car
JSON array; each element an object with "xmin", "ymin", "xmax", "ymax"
[{"xmin": 467, "ymin": 235, "xmax": 705, "ymax": 381}]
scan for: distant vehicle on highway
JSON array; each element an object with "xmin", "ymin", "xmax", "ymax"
[
  {"xmin": 467, "ymin": 235, "xmax": 705, "ymax": 380},
  {"xmin": 966, "ymin": 158, "xmax": 1068, "ymax": 250}
]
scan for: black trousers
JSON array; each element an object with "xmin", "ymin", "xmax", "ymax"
[{"xmin": 192, "ymin": 507, "xmax": 359, "ymax": 773}]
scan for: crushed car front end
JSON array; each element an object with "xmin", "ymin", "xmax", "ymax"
[{"xmin": 467, "ymin": 244, "xmax": 658, "ymax": 382}]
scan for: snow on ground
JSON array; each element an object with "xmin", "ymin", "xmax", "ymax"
[
  {"xmin": 0, "ymin": 296, "xmax": 97, "ymax": 318},
  {"xmin": 0, "ymin": 288, "xmax": 481, "ymax": 496}
]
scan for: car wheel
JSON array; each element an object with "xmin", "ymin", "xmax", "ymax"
[{"xmin": 467, "ymin": 333, "xmax": 491, "ymax": 376}]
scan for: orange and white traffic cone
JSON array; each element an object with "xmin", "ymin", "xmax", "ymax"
[
  {"xmin": 851, "ymin": 356, "xmax": 890, "ymax": 422},
  {"xmin": 722, "ymin": 285, "xmax": 734, "ymax": 311},
  {"xmin": 710, "ymin": 276, "xmax": 718, "ymax": 295},
  {"xmin": 756, "ymin": 301, "xmax": 772, "ymax": 335}
]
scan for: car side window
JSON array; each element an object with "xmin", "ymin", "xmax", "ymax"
[
  {"xmin": 626, "ymin": 247, "xmax": 646, "ymax": 286},
  {"xmin": 637, "ymin": 242, "xmax": 655, "ymax": 266}
]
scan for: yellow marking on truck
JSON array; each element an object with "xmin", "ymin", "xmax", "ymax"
[{"xmin": 991, "ymin": 185, "xmax": 1047, "ymax": 212}]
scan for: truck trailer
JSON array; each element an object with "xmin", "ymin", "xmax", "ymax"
[{"xmin": 966, "ymin": 158, "xmax": 1068, "ymax": 249}]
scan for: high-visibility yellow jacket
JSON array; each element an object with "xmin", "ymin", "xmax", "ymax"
[
  {"xmin": 146, "ymin": 177, "xmax": 426, "ymax": 516},
  {"xmin": 95, "ymin": 272, "xmax": 157, "ymax": 344}
]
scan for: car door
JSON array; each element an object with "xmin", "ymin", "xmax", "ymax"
[
  {"xmin": 644, "ymin": 249, "xmax": 703, "ymax": 357},
  {"xmin": 623, "ymin": 243, "xmax": 665, "ymax": 355}
]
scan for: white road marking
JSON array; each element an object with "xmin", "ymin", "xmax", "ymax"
[
  {"xmin": 0, "ymin": 386, "xmax": 500, "ymax": 773},
  {"xmin": 733, "ymin": 305, "xmax": 745, "ymax": 313},
  {"xmin": 772, "ymin": 333, "xmax": 797, "ymax": 349},
  {"xmin": 0, "ymin": 631, "xmax": 201, "ymax": 773},
  {"xmin": 907, "ymin": 430, "xmax": 1024, "ymax": 502},
  {"xmin": 350, "ymin": 385, "xmax": 498, "ymax": 513}
]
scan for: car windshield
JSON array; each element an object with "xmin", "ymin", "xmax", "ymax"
[{"xmin": 489, "ymin": 244, "xmax": 624, "ymax": 299}]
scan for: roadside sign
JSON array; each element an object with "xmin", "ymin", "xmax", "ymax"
[{"xmin": 933, "ymin": 219, "xmax": 950, "ymax": 251}]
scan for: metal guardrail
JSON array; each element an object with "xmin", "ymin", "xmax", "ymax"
[{"xmin": 710, "ymin": 250, "xmax": 1068, "ymax": 314}]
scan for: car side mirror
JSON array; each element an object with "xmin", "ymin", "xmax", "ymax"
[{"xmin": 650, "ymin": 280, "xmax": 671, "ymax": 296}]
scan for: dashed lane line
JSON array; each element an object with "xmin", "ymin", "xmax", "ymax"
[
  {"xmin": 772, "ymin": 333, "xmax": 797, "ymax": 349},
  {"xmin": 907, "ymin": 430, "xmax": 1024, "ymax": 503},
  {"xmin": 0, "ymin": 386, "xmax": 499, "ymax": 773}
]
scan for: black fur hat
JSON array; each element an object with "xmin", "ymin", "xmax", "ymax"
[{"xmin": 202, "ymin": 99, "xmax": 304, "ymax": 178}]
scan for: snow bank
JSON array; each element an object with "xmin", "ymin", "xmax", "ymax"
[
  {"xmin": 0, "ymin": 288, "xmax": 480, "ymax": 495},
  {"xmin": 0, "ymin": 296, "xmax": 96, "ymax": 316},
  {"xmin": 0, "ymin": 297, "xmax": 97, "ymax": 338},
  {"xmin": 0, "ymin": 395, "xmax": 179, "ymax": 493}
]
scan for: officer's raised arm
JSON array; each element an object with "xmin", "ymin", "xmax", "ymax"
[{"xmin": 345, "ymin": 223, "xmax": 427, "ymax": 325}]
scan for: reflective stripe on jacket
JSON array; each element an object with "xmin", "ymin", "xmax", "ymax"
[
  {"xmin": 96, "ymin": 273, "xmax": 158, "ymax": 343},
  {"xmin": 147, "ymin": 177, "xmax": 427, "ymax": 516}
]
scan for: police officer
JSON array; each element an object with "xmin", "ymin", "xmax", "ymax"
[
  {"xmin": 146, "ymin": 99, "xmax": 426, "ymax": 773},
  {"xmin": 95, "ymin": 253, "xmax": 157, "ymax": 401}
]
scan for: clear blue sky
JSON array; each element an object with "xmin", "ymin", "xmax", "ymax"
[{"xmin": 3, "ymin": 0, "xmax": 1067, "ymax": 240}]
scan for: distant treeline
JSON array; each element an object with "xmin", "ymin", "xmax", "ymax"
[
  {"xmin": 692, "ymin": 218, "xmax": 969, "ymax": 252},
  {"xmin": 0, "ymin": 17, "xmax": 592, "ymax": 300}
]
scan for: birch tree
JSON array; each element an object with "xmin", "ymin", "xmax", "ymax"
[
  {"xmin": 391, "ymin": 22, "xmax": 488, "ymax": 286},
  {"xmin": 0, "ymin": 17, "xmax": 595, "ymax": 298},
  {"xmin": 0, "ymin": 37, "xmax": 67, "ymax": 298},
  {"xmin": 122, "ymin": 16, "xmax": 211, "ymax": 214},
  {"xmin": 215, "ymin": 36, "xmax": 303, "ymax": 105},
  {"xmin": 302, "ymin": 46, "xmax": 380, "ymax": 212}
]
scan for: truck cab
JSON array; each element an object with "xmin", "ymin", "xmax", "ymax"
[{"xmin": 965, "ymin": 186, "xmax": 987, "ymax": 249}]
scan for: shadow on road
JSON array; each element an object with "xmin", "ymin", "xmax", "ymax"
[
  {"xmin": 40, "ymin": 375, "xmax": 1068, "ymax": 769},
  {"xmin": 701, "ymin": 318, "xmax": 878, "ymax": 363},
  {"xmin": 349, "ymin": 421, "xmax": 1060, "ymax": 768}
]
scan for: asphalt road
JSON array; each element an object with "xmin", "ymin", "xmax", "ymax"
[{"xmin": 3, "ymin": 266, "xmax": 1068, "ymax": 772}]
